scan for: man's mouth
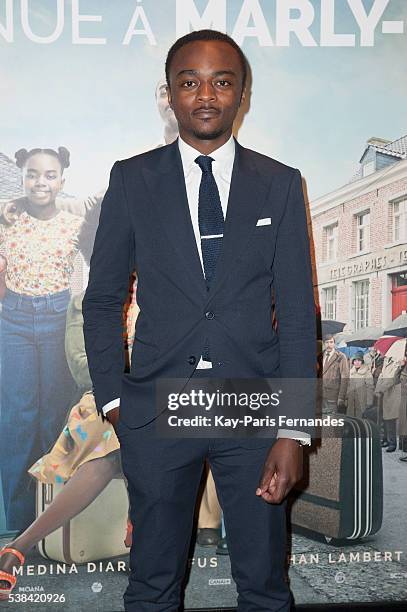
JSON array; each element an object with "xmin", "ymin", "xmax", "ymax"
[{"xmin": 193, "ymin": 108, "xmax": 220, "ymax": 118}]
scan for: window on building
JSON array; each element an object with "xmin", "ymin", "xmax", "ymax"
[
  {"xmin": 355, "ymin": 211, "xmax": 370, "ymax": 252},
  {"xmin": 392, "ymin": 198, "xmax": 407, "ymax": 242},
  {"xmin": 352, "ymin": 280, "xmax": 369, "ymax": 330},
  {"xmin": 324, "ymin": 223, "xmax": 338, "ymax": 262},
  {"xmin": 394, "ymin": 272, "xmax": 407, "ymax": 287},
  {"xmin": 323, "ymin": 286, "xmax": 337, "ymax": 320},
  {"xmin": 362, "ymin": 161, "xmax": 375, "ymax": 177}
]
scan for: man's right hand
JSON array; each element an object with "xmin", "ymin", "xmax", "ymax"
[{"xmin": 106, "ymin": 405, "xmax": 120, "ymax": 432}]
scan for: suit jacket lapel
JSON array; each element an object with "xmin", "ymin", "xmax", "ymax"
[
  {"xmin": 142, "ymin": 140, "xmax": 207, "ymax": 300},
  {"xmin": 208, "ymin": 140, "xmax": 272, "ymax": 299}
]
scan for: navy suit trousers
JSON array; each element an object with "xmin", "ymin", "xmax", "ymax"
[{"xmin": 116, "ymin": 369, "xmax": 292, "ymax": 612}]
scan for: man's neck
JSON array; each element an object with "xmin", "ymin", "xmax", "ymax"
[{"xmin": 178, "ymin": 129, "xmax": 233, "ymax": 155}]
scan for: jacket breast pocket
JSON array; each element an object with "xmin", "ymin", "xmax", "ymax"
[
  {"xmin": 252, "ymin": 224, "xmax": 275, "ymax": 265},
  {"xmin": 255, "ymin": 222, "xmax": 273, "ymax": 231},
  {"xmin": 254, "ymin": 224, "xmax": 274, "ymax": 241}
]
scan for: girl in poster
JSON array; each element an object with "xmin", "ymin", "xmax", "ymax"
[{"xmin": 0, "ymin": 148, "xmax": 82, "ymax": 534}]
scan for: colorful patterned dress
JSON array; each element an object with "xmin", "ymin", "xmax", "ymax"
[{"xmin": 0, "ymin": 210, "xmax": 82, "ymax": 295}]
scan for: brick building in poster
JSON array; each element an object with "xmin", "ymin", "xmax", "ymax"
[{"xmin": 311, "ymin": 135, "xmax": 407, "ymax": 331}]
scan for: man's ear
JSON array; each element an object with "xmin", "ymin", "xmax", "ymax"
[
  {"xmin": 167, "ymin": 85, "xmax": 173, "ymax": 109},
  {"xmin": 239, "ymin": 87, "xmax": 246, "ymax": 106}
]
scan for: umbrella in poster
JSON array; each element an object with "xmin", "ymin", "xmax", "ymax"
[
  {"xmin": 346, "ymin": 326, "xmax": 383, "ymax": 348},
  {"xmin": 337, "ymin": 346, "xmax": 369, "ymax": 359},
  {"xmin": 384, "ymin": 337, "xmax": 407, "ymax": 362},
  {"xmin": 333, "ymin": 331, "xmax": 353, "ymax": 347},
  {"xmin": 321, "ymin": 320, "xmax": 346, "ymax": 337},
  {"xmin": 384, "ymin": 314, "xmax": 407, "ymax": 337},
  {"xmin": 374, "ymin": 336, "xmax": 402, "ymax": 355}
]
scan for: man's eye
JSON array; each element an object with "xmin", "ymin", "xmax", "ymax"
[
  {"xmin": 217, "ymin": 80, "xmax": 230, "ymax": 87},
  {"xmin": 182, "ymin": 80, "xmax": 196, "ymax": 87}
]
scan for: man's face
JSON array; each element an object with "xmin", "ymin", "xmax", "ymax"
[
  {"xmin": 324, "ymin": 338, "xmax": 335, "ymax": 352},
  {"xmin": 167, "ymin": 40, "xmax": 245, "ymax": 143}
]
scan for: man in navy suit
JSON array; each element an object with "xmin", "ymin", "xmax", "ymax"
[{"xmin": 83, "ymin": 29, "xmax": 316, "ymax": 612}]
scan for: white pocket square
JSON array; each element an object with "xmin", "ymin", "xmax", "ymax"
[{"xmin": 256, "ymin": 217, "xmax": 272, "ymax": 226}]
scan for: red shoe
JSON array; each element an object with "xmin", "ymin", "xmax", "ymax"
[
  {"xmin": 124, "ymin": 519, "xmax": 133, "ymax": 548},
  {"xmin": 0, "ymin": 547, "xmax": 25, "ymax": 597}
]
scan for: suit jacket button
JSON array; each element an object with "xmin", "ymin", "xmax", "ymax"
[
  {"xmin": 188, "ymin": 356, "xmax": 196, "ymax": 365},
  {"xmin": 205, "ymin": 311, "xmax": 215, "ymax": 320}
]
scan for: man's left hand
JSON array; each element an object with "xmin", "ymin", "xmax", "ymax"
[{"xmin": 256, "ymin": 439, "xmax": 303, "ymax": 504}]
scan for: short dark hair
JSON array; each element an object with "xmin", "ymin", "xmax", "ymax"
[
  {"xmin": 165, "ymin": 29, "xmax": 247, "ymax": 91},
  {"xmin": 323, "ymin": 333, "xmax": 335, "ymax": 342}
]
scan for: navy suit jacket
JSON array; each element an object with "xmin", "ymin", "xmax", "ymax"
[{"xmin": 82, "ymin": 138, "xmax": 316, "ymax": 429}]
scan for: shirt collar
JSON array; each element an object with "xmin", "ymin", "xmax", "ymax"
[{"xmin": 177, "ymin": 134, "xmax": 235, "ymax": 178}]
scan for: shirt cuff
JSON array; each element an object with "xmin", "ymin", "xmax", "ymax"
[
  {"xmin": 277, "ymin": 429, "xmax": 311, "ymax": 446},
  {"xmin": 102, "ymin": 397, "xmax": 120, "ymax": 416}
]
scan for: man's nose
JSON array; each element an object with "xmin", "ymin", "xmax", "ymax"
[{"xmin": 197, "ymin": 81, "xmax": 216, "ymax": 101}]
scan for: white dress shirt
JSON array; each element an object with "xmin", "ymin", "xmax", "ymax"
[{"xmin": 101, "ymin": 136, "xmax": 311, "ymax": 445}]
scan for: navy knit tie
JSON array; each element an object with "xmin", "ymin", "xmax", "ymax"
[
  {"xmin": 195, "ymin": 155, "xmax": 224, "ymax": 363},
  {"xmin": 195, "ymin": 155, "xmax": 224, "ymax": 289}
]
